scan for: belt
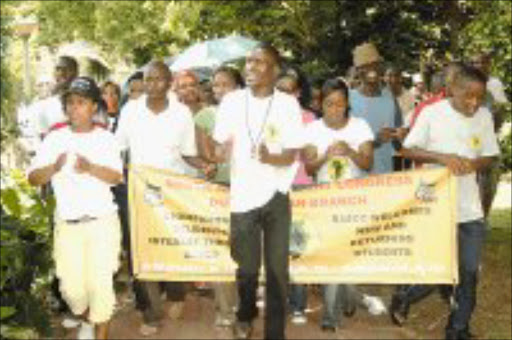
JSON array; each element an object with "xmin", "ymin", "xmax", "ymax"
[{"xmin": 65, "ymin": 216, "xmax": 98, "ymax": 224}]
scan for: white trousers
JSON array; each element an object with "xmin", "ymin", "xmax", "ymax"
[{"xmin": 54, "ymin": 212, "xmax": 121, "ymax": 323}]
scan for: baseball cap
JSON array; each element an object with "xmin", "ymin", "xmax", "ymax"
[
  {"xmin": 62, "ymin": 76, "xmax": 103, "ymax": 106},
  {"xmin": 353, "ymin": 42, "xmax": 381, "ymax": 67}
]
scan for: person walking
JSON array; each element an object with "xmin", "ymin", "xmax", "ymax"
[
  {"xmin": 28, "ymin": 77, "xmax": 124, "ymax": 339},
  {"xmin": 211, "ymin": 43, "xmax": 304, "ymax": 339},
  {"xmin": 401, "ymin": 65, "xmax": 500, "ymax": 340}
]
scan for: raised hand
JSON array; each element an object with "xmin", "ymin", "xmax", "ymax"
[
  {"xmin": 53, "ymin": 153, "xmax": 67, "ymax": 173},
  {"xmin": 74, "ymin": 154, "xmax": 93, "ymax": 173}
]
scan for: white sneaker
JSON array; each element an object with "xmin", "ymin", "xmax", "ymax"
[
  {"xmin": 363, "ymin": 295, "xmax": 387, "ymax": 316},
  {"xmin": 290, "ymin": 311, "xmax": 307, "ymax": 325},
  {"xmin": 61, "ymin": 316, "xmax": 81, "ymax": 329},
  {"xmin": 77, "ymin": 322, "xmax": 95, "ymax": 340}
]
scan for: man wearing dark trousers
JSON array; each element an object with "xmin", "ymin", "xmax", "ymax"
[{"xmin": 212, "ymin": 43, "xmax": 304, "ymax": 339}]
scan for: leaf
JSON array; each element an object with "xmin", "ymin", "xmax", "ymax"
[
  {"xmin": 0, "ymin": 306, "xmax": 16, "ymax": 320},
  {"xmin": 1, "ymin": 188, "xmax": 21, "ymax": 218}
]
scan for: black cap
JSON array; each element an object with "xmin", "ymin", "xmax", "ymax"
[{"xmin": 62, "ymin": 76, "xmax": 105, "ymax": 110}]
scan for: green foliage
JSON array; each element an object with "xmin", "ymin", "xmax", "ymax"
[
  {"xmin": 36, "ymin": 0, "xmax": 204, "ymax": 67},
  {"xmin": 459, "ymin": 1, "xmax": 512, "ymax": 171},
  {"xmin": 1, "ymin": 170, "xmax": 55, "ymax": 339},
  {"xmin": 1, "ymin": 1, "xmax": 18, "ymax": 151}
]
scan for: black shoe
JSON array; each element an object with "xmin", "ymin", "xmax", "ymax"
[
  {"xmin": 233, "ymin": 321, "xmax": 252, "ymax": 339},
  {"xmin": 445, "ymin": 328, "xmax": 474, "ymax": 340},
  {"xmin": 390, "ymin": 294, "xmax": 409, "ymax": 327},
  {"xmin": 321, "ymin": 324, "xmax": 336, "ymax": 332}
]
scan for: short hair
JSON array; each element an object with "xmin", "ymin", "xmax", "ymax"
[
  {"xmin": 385, "ymin": 65, "xmax": 402, "ymax": 75},
  {"xmin": 253, "ymin": 41, "xmax": 282, "ymax": 67},
  {"xmin": 101, "ymin": 80, "xmax": 121, "ymax": 99},
  {"xmin": 145, "ymin": 60, "xmax": 172, "ymax": 80},
  {"xmin": 213, "ymin": 66, "xmax": 245, "ymax": 88},
  {"xmin": 278, "ymin": 65, "xmax": 312, "ymax": 108},
  {"xmin": 174, "ymin": 70, "xmax": 199, "ymax": 85},
  {"xmin": 57, "ymin": 56, "xmax": 79, "ymax": 74},
  {"xmin": 321, "ymin": 77, "xmax": 351, "ymax": 117},
  {"xmin": 128, "ymin": 71, "xmax": 144, "ymax": 84},
  {"xmin": 453, "ymin": 64, "xmax": 488, "ymax": 87}
]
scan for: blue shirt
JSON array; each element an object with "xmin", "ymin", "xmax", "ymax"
[{"xmin": 349, "ymin": 88, "xmax": 402, "ymax": 174}]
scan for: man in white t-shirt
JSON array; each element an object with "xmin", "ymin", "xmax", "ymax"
[
  {"xmin": 115, "ymin": 61, "xmax": 215, "ymax": 336},
  {"xmin": 31, "ymin": 56, "xmax": 79, "ymax": 140},
  {"xmin": 212, "ymin": 43, "xmax": 303, "ymax": 339},
  {"xmin": 399, "ymin": 65, "xmax": 500, "ymax": 340}
]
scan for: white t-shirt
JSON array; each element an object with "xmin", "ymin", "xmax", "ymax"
[
  {"xmin": 214, "ymin": 88, "xmax": 304, "ymax": 213},
  {"xmin": 115, "ymin": 94, "xmax": 197, "ymax": 173},
  {"xmin": 28, "ymin": 126, "xmax": 122, "ymax": 220},
  {"xmin": 403, "ymin": 99, "xmax": 500, "ymax": 223},
  {"xmin": 304, "ymin": 117, "xmax": 374, "ymax": 183},
  {"xmin": 33, "ymin": 95, "xmax": 66, "ymax": 137},
  {"xmin": 487, "ymin": 77, "xmax": 509, "ymax": 104}
]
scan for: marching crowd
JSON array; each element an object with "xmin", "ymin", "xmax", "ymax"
[{"xmin": 24, "ymin": 40, "xmax": 508, "ymax": 340}]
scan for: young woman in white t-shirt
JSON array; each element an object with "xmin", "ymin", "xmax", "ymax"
[
  {"xmin": 28, "ymin": 77, "xmax": 123, "ymax": 340},
  {"xmin": 303, "ymin": 78, "xmax": 382, "ymax": 331}
]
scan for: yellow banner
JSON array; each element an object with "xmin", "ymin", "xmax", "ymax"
[{"xmin": 129, "ymin": 166, "xmax": 458, "ymax": 284}]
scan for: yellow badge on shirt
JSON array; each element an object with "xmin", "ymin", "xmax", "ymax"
[
  {"xmin": 469, "ymin": 135, "xmax": 482, "ymax": 151},
  {"xmin": 327, "ymin": 156, "xmax": 349, "ymax": 182},
  {"xmin": 265, "ymin": 124, "xmax": 281, "ymax": 144}
]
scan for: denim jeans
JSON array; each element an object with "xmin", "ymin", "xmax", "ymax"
[
  {"xmin": 231, "ymin": 192, "xmax": 291, "ymax": 340},
  {"xmin": 289, "ymin": 284, "xmax": 307, "ymax": 313},
  {"xmin": 396, "ymin": 220, "xmax": 486, "ymax": 332},
  {"xmin": 447, "ymin": 219, "xmax": 486, "ymax": 332},
  {"xmin": 322, "ymin": 284, "xmax": 361, "ymax": 327},
  {"xmin": 141, "ymin": 281, "xmax": 186, "ymax": 325}
]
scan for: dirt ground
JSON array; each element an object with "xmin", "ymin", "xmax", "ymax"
[{"xmin": 53, "ymin": 209, "xmax": 511, "ymax": 340}]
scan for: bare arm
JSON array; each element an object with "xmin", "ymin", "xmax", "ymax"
[
  {"xmin": 303, "ymin": 145, "xmax": 327, "ymax": 177},
  {"xmin": 75, "ymin": 154, "xmax": 123, "ymax": 185},
  {"xmin": 195, "ymin": 126, "xmax": 216, "ymax": 163},
  {"xmin": 401, "ymin": 147, "xmax": 496, "ymax": 176},
  {"xmin": 259, "ymin": 144, "xmax": 297, "ymax": 167},
  {"xmin": 28, "ymin": 153, "xmax": 66, "ymax": 186},
  {"xmin": 347, "ymin": 141, "xmax": 373, "ymax": 171},
  {"xmin": 183, "ymin": 155, "xmax": 217, "ymax": 179}
]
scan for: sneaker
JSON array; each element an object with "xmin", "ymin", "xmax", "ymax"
[
  {"xmin": 363, "ymin": 295, "xmax": 387, "ymax": 316},
  {"xmin": 168, "ymin": 301, "xmax": 185, "ymax": 320},
  {"xmin": 445, "ymin": 328, "xmax": 474, "ymax": 340},
  {"xmin": 232, "ymin": 321, "xmax": 252, "ymax": 339},
  {"xmin": 321, "ymin": 323, "xmax": 336, "ymax": 332},
  {"xmin": 291, "ymin": 311, "xmax": 307, "ymax": 325},
  {"xmin": 215, "ymin": 314, "xmax": 234, "ymax": 327},
  {"xmin": 61, "ymin": 316, "xmax": 81, "ymax": 329},
  {"xmin": 139, "ymin": 323, "xmax": 158, "ymax": 337},
  {"xmin": 77, "ymin": 322, "xmax": 95, "ymax": 340},
  {"xmin": 390, "ymin": 293, "xmax": 409, "ymax": 326}
]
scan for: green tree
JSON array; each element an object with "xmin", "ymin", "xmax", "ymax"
[{"xmin": 1, "ymin": 1, "xmax": 18, "ymax": 152}]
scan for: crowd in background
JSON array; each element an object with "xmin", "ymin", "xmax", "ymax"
[{"xmin": 23, "ymin": 39, "xmax": 509, "ymax": 340}]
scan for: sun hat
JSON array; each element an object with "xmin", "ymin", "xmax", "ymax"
[{"xmin": 353, "ymin": 42, "xmax": 381, "ymax": 67}]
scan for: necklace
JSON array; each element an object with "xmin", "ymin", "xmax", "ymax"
[{"xmin": 245, "ymin": 89, "xmax": 274, "ymax": 159}]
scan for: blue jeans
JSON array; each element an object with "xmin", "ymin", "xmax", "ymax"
[
  {"xmin": 322, "ymin": 284, "xmax": 361, "ymax": 327},
  {"xmin": 447, "ymin": 220, "xmax": 486, "ymax": 332},
  {"xmin": 395, "ymin": 220, "xmax": 486, "ymax": 332},
  {"xmin": 289, "ymin": 284, "xmax": 307, "ymax": 313}
]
